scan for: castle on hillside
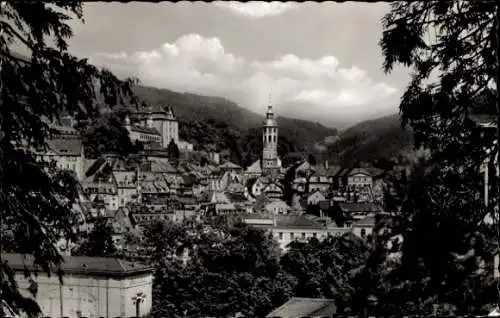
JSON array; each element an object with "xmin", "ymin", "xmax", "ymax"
[{"xmin": 125, "ymin": 106, "xmax": 193, "ymax": 152}]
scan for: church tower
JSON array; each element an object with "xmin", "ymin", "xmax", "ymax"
[{"xmin": 262, "ymin": 103, "xmax": 279, "ymax": 175}]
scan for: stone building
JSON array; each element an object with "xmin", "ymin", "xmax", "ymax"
[{"xmin": 3, "ymin": 253, "xmax": 154, "ymax": 318}]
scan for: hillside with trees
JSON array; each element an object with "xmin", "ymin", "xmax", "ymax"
[
  {"xmin": 325, "ymin": 114, "xmax": 415, "ymax": 167},
  {"xmin": 130, "ymin": 85, "xmax": 338, "ymax": 164}
]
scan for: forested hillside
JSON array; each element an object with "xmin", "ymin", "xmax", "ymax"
[{"xmin": 325, "ymin": 114, "xmax": 415, "ymax": 167}]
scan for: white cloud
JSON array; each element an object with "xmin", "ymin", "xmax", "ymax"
[
  {"xmin": 90, "ymin": 33, "xmax": 398, "ymax": 124},
  {"xmin": 213, "ymin": 1, "xmax": 300, "ymax": 19}
]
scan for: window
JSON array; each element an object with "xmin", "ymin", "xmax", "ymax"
[
  {"xmin": 312, "ymin": 232, "xmax": 317, "ymax": 238},
  {"xmin": 278, "ymin": 232, "xmax": 283, "ymax": 240},
  {"xmin": 290, "ymin": 232, "xmax": 294, "ymax": 240},
  {"xmin": 301, "ymin": 232, "xmax": 306, "ymax": 239},
  {"xmin": 361, "ymin": 229, "xmax": 366, "ymax": 237}
]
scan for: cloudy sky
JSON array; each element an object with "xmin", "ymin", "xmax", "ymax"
[{"xmin": 67, "ymin": 1, "xmax": 411, "ymax": 128}]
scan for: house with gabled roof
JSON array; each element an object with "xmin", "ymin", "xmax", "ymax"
[
  {"xmin": 307, "ymin": 190, "xmax": 327, "ymax": 206},
  {"xmin": 352, "ymin": 215, "xmax": 376, "ymax": 238},
  {"xmin": 246, "ymin": 177, "xmax": 266, "ymax": 198},
  {"xmin": 81, "ymin": 157, "xmax": 120, "ymax": 211},
  {"xmin": 262, "ymin": 182, "xmax": 284, "ymax": 200},
  {"xmin": 219, "ymin": 161, "xmax": 243, "ymax": 173},
  {"xmin": 338, "ymin": 202, "xmax": 383, "ymax": 221},
  {"xmin": 35, "ymin": 137, "xmax": 86, "ymax": 180}
]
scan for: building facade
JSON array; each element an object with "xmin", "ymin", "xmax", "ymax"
[
  {"xmin": 3, "ymin": 253, "xmax": 154, "ymax": 318},
  {"xmin": 128, "ymin": 106, "xmax": 193, "ymax": 151},
  {"xmin": 35, "ymin": 138, "xmax": 86, "ymax": 181}
]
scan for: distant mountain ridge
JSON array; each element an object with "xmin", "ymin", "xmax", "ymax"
[{"xmin": 325, "ymin": 113, "xmax": 415, "ymax": 166}]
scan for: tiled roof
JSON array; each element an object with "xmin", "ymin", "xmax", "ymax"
[
  {"xmin": 225, "ymin": 192, "xmax": 248, "ymax": 203},
  {"xmin": 2, "ymin": 253, "xmax": 153, "ymax": 277},
  {"xmin": 129, "ymin": 125, "xmax": 160, "ymax": 136},
  {"xmin": 308, "ymin": 190, "xmax": 326, "ymax": 199},
  {"xmin": 267, "ymin": 297, "xmax": 337, "ymax": 317},
  {"xmin": 226, "ymin": 183, "xmax": 245, "ymax": 193},
  {"xmin": 327, "ymin": 165, "xmax": 343, "ymax": 176},
  {"xmin": 219, "ymin": 161, "xmax": 242, "ymax": 170},
  {"xmin": 338, "ymin": 202, "xmax": 382, "ymax": 213},
  {"xmin": 151, "ymin": 161, "xmax": 177, "ymax": 174},
  {"xmin": 366, "ymin": 167, "xmax": 385, "ymax": 177},
  {"xmin": 274, "ymin": 215, "xmax": 325, "ymax": 230},
  {"xmin": 245, "ymin": 159, "xmax": 262, "ymax": 173},
  {"xmin": 141, "ymin": 180, "xmax": 169, "ymax": 193},
  {"xmin": 253, "ymin": 194, "xmax": 272, "ymax": 211},
  {"xmin": 45, "ymin": 138, "xmax": 83, "ymax": 156},
  {"xmin": 353, "ymin": 215, "xmax": 376, "ymax": 227},
  {"xmin": 134, "ymin": 105, "xmax": 175, "ymax": 120},
  {"xmin": 348, "ymin": 167, "xmax": 372, "ymax": 176}
]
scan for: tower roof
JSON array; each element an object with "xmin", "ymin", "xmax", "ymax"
[{"xmin": 264, "ymin": 104, "xmax": 277, "ymax": 127}]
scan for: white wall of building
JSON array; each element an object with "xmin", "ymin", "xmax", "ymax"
[{"xmin": 14, "ymin": 272, "xmax": 153, "ymax": 318}]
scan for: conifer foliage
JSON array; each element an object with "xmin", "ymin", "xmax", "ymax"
[
  {"xmin": 340, "ymin": 1, "xmax": 500, "ymax": 316},
  {"xmin": 0, "ymin": 2, "xmax": 139, "ymax": 315}
]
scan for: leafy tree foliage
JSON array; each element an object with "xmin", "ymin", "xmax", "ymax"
[
  {"xmin": 345, "ymin": 162, "xmax": 499, "ymax": 316},
  {"xmin": 307, "ymin": 153, "xmax": 317, "ymax": 166},
  {"xmin": 339, "ymin": 1, "xmax": 500, "ymax": 316},
  {"xmin": 82, "ymin": 106, "xmax": 141, "ymax": 158},
  {"xmin": 281, "ymin": 234, "xmax": 369, "ymax": 301},
  {"xmin": 145, "ymin": 219, "xmax": 296, "ymax": 318},
  {"xmin": 380, "ymin": 1, "xmax": 497, "ymax": 164},
  {"xmin": 72, "ymin": 219, "xmax": 117, "ymax": 257},
  {"xmin": 0, "ymin": 1, "xmax": 138, "ymax": 315}
]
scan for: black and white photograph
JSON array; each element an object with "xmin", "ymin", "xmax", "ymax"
[{"xmin": 1, "ymin": 1, "xmax": 500, "ymax": 317}]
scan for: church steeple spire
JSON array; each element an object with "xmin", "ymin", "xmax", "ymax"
[{"xmin": 262, "ymin": 97, "xmax": 279, "ymax": 176}]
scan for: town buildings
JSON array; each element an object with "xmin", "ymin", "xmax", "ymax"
[{"xmin": 32, "ymin": 102, "xmax": 387, "ymax": 257}]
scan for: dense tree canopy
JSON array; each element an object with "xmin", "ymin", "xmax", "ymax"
[
  {"xmin": 380, "ymin": 1, "xmax": 497, "ymax": 164},
  {"xmin": 82, "ymin": 106, "xmax": 142, "ymax": 158},
  {"xmin": 281, "ymin": 234, "xmax": 369, "ymax": 301},
  {"xmin": 145, "ymin": 219, "xmax": 296, "ymax": 318},
  {"xmin": 0, "ymin": 1, "xmax": 138, "ymax": 315},
  {"xmin": 72, "ymin": 219, "xmax": 117, "ymax": 257},
  {"xmin": 339, "ymin": 1, "xmax": 500, "ymax": 316}
]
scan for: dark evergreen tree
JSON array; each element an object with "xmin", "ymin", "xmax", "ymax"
[
  {"xmin": 344, "ymin": 1, "xmax": 500, "ymax": 315},
  {"xmin": 0, "ymin": 2, "xmax": 138, "ymax": 315},
  {"xmin": 307, "ymin": 153, "xmax": 317, "ymax": 166},
  {"xmin": 167, "ymin": 138, "xmax": 180, "ymax": 162},
  {"xmin": 82, "ymin": 107, "xmax": 136, "ymax": 158},
  {"xmin": 73, "ymin": 219, "xmax": 117, "ymax": 257}
]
